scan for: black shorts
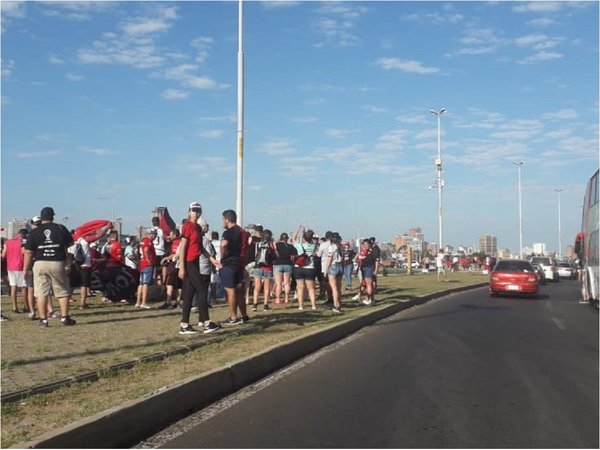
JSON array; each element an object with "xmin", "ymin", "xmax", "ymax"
[
  {"xmin": 79, "ymin": 266, "xmax": 91, "ymax": 288},
  {"xmin": 293, "ymin": 267, "xmax": 316, "ymax": 281},
  {"xmin": 220, "ymin": 265, "xmax": 243, "ymax": 288},
  {"xmin": 165, "ymin": 262, "xmax": 182, "ymax": 289}
]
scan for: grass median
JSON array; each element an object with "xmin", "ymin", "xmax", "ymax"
[{"xmin": 1, "ymin": 271, "xmax": 487, "ymax": 447}]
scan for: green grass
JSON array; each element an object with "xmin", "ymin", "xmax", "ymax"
[{"xmin": 1, "ymin": 272, "xmax": 486, "ymax": 447}]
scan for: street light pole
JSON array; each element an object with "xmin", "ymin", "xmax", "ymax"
[
  {"xmin": 430, "ymin": 108, "xmax": 446, "ymax": 251},
  {"xmin": 512, "ymin": 161, "xmax": 524, "ymax": 259},
  {"xmin": 235, "ymin": 0, "xmax": 245, "ymax": 226},
  {"xmin": 555, "ymin": 188, "xmax": 563, "ymax": 258}
]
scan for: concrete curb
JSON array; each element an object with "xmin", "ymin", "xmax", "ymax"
[{"xmin": 17, "ymin": 282, "xmax": 487, "ymax": 449}]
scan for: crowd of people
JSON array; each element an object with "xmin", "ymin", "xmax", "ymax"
[{"xmin": 1, "ymin": 204, "xmax": 386, "ymax": 335}]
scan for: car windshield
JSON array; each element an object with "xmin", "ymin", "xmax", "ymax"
[
  {"xmin": 531, "ymin": 257, "xmax": 552, "ymax": 266},
  {"xmin": 494, "ymin": 261, "xmax": 535, "ymax": 272}
]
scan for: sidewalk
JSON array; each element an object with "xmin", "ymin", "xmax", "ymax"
[{"xmin": 1, "ymin": 273, "xmax": 488, "ymax": 447}]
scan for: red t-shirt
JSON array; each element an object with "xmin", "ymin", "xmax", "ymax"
[
  {"xmin": 170, "ymin": 238, "xmax": 181, "ymax": 257},
  {"xmin": 108, "ymin": 240, "xmax": 123, "ymax": 265},
  {"xmin": 139, "ymin": 237, "xmax": 156, "ymax": 269},
  {"xmin": 181, "ymin": 220, "xmax": 203, "ymax": 262}
]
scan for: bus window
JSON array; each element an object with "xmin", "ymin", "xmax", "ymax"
[{"xmin": 592, "ymin": 172, "xmax": 599, "ymax": 206}]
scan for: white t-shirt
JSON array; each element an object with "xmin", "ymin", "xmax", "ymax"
[
  {"xmin": 152, "ymin": 226, "xmax": 165, "ymax": 256},
  {"xmin": 124, "ymin": 244, "xmax": 138, "ymax": 269},
  {"xmin": 436, "ymin": 253, "xmax": 445, "ymax": 267},
  {"xmin": 317, "ymin": 240, "xmax": 331, "ymax": 274},
  {"xmin": 326, "ymin": 242, "xmax": 342, "ymax": 265}
]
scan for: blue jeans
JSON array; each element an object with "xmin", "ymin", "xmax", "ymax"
[{"xmin": 343, "ymin": 264, "xmax": 353, "ymax": 289}]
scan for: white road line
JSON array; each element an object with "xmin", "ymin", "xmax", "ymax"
[{"xmin": 551, "ymin": 317, "xmax": 566, "ymax": 331}]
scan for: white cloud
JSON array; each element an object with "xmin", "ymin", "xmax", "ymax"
[
  {"xmin": 542, "ymin": 108, "xmax": 578, "ymax": 121},
  {"xmin": 291, "ymin": 116, "xmax": 318, "ymax": 123},
  {"xmin": 518, "ymin": 50, "xmax": 563, "ymax": 64},
  {"xmin": 1, "ymin": 1, "xmax": 26, "ymax": 19},
  {"xmin": 401, "ymin": 12, "xmax": 463, "ymax": 24},
  {"xmin": 527, "ymin": 18, "xmax": 557, "ymax": 27},
  {"xmin": 66, "ymin": 72, "xmax": 84, "ymax": 81},
  {"xmin": 121, "ymin": 6, "xmax": 178, "ymax": 35},
  {"xmin": 513, "ymin": 2, "xmax": 567, "ymax": 13},
  {"xmin": 376, "ymin": 129, "xmax": 408, "ymax": 152},
  {"xmin": 1, "ymin": 59, "xmax": 15, "ymax": 77},
  {"xmin": 163, "ymin": 64, "xmax": 226, "ymax": 90},
  {"xmin": 16, "ymin": 150, "xmax": 62, "ymax": 158},
  {"xmin": 48, "ymin": 55, "xmax": 65, "ymax": 64},
  {"xmin": 375, "ymin": 57, "xmax": 440, "ymax": 74},
  {"xmin": 311, "ymin": 2, "xmax": 368, "ymax": 47},
  {"xmin": 83, "ymin": 147, "xmax": 118, "ymax": 156},
  {"xmin": 259, "ymin": 139, "xmax": 297, "ymax": 156},
  {"xmin": 395, "ymin": 114, "xmax": 427, "ymax": 124},
  {"xmin": 38, "ymin": 2, "xmax": 116, "ymax": 22},
  {"xmin": 160, "ymin": 89, "xmax": 190, "ymax": 100},
  {"xmin": 198, "ymin": 130, "xmax": 223, "ymax": 138},
  {"xmin": 260, "ymin": 1, "xmax": 301, "ymax": 9},
  {"xmin": 190, "ymin": 36, "xmax": 214, "ymax": 63},
  {"xmin": 326, "ymin": 128, "xmax": 353, "ymax": 139}
]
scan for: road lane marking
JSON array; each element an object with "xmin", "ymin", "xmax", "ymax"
[{"xmin": 551, "ymin": 317, "xmax": 566, "ymax": 331}]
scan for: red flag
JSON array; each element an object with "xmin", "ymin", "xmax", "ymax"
[
  {"xmin": 73, "ymin": 220, "xmax": 113, "ymax": 242},
  {"xmin": 157, "ymin": 207, "xmax": 176, "ymax": 236}
]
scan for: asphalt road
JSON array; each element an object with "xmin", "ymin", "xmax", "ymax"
[{"xmin": 139, "ymin": 279, "xmax": 598, "ymax": 448}]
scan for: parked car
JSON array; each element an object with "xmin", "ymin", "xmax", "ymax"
[
  {"xmin": 529, "ymin": 256, "xmax": 559, "ymax": 282},
  {"xmin": 490, "ymin": 260, "xmax": 539, "ymax": 297},
  {"xmin": 556, "ymin": 262, "xmax": 577, "ymax": 279},
  {"xmin": 532, "ymin": 263, "xmax": 546, "ymax": 285}
]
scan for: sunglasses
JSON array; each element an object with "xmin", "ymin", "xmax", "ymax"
[{"xmin": 191, "ymin": 208, "xmax": 202, "ymax": 213}]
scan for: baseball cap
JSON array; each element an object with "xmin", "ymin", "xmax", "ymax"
[
  {"xmin": 31, "ymin": 216, "xmax": 41, "ymax": 225},
  {"xmin": 189, "ymin": 201, "xmax": 202, "ymax": 210},
  {"xmin": 146, "ymin": 227, "xmax": 157, "ymax": 235},
  {"xmin": 40, "ymin": 207, "xmax": 55, "ymax": 220},
  {"xmin": 254, "ymin": 224, "xmax": 264, "ymax": 232},
  {"xmin": 246, "ymin": 224, "xmax": 256, "ymax": 231}
]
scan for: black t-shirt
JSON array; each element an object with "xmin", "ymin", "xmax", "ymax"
[
  {"xmin": 221, "ymin": 225, "xmax": 247, "ymax": 267},
  {"xmin": 273, "ymin": 242, "xmax": 296, "ymax": 265},
  {"xmin": 371, "ymin": 244, "xmax": 381, "ymax": 262},
  {"xmin": 25, "ymin": 222, "xmax": 73, "ymax": 262}
]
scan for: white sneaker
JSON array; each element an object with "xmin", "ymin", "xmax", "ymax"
[
  {"xmin": 362, "ymin": 299, "xmax": 372, "ymax": 306},
  {"xmin": 352, "ymin": 294, "xmax": 361, "ymax": 301}
]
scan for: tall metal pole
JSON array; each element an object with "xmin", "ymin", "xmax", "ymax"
[
  {"xmin": 555, "ymin": 188, "xmax": 563, "ymax": 258},
  {"xmin": 430, "ymin": 108, "xmax": 446, "ymax": 251},
  {"xmin": 236, "ymin": 0, "xmax": 244, "ymax": 226},
  {"xmin": 513, "ymin": 161, "xmax": 524, "ymax": 259}
]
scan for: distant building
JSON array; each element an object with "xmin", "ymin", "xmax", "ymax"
[
  {"xmin": 427, "ymin": 242, "xmax": 439, "ymax": 255},
  {"xmin": 566, "ymin": 245, "xmax": 575, "ymax": 259},
  {"xmin": 479, "ymin": 234, "xmax": 498, "ymax": 256},
  {"xmin": 135, "ymin": 225, "xmax": 144, "ymax": 241},
  {"xmin": 7, "ymin": 219, "xmax": 29, "ymax": 239},
  {"xmin": 533, "ymin": 242, "xmax": 546, "ymax": 255}
]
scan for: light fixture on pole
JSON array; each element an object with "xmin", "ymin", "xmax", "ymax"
[
  {"xmin": 555, "ymin": 188, "xmax": 563, "ymax": 259},
  {"xmin": 512, "ymin": 161, "xmax": 524, "ymax": 259},
  {"xmin": 235, "ymin": 0, "xmax": 245, "ymax": 226},
  {"xmin": 429, "ymin": 108, "xmax": 447, "ymax": 251}
]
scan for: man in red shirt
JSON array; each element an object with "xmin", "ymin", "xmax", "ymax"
[
  {"xmin": 178, "ymin": 202, "xmax": 221, "ymax": 334},
  {"xmin": 106, "ymin": 230, "xmax": 123, "ymax": 266},
  {"xmin": 135, "ymin": 229, "xmax": 157, "ymax": 309}
]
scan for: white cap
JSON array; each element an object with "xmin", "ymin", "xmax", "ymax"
[{"xmin": 189, "ymin": 201, "xmax": 202, "ymax": 210}]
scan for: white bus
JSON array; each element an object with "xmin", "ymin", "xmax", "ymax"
[{"xmin": 574, "ymin": 169, "xmax": 599, "ymax": 308}]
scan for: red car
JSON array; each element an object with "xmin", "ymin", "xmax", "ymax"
[{"xmin": 489, "ymin": 260, "xmax": 539, "ymax": 297}]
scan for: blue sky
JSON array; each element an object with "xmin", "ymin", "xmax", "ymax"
[{"xmin": 1, "ymin": 1, "xmax": 598, "ymax": 255}]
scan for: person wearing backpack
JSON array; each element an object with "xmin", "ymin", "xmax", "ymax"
[
  {"xmin": 291, "ymin": 225, "xmax": 318, "ymax": 311},
  {"xmin": 273, "ymin": 232, "xmax": 296, "ymax": 305},
  {"xmin": 252, "ymin": 229, "xmax": 276, "ymax": 311},
  {"xmin": 73, "ymin": 236, "xmax": 92, "ymax": 309}
]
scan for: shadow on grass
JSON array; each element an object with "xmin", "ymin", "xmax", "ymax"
[{"xmin": 5, "ymin": 336, "xmax": 185, "ymax": 367}]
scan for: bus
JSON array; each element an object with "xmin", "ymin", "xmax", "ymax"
[{"xmin": 574, "ymin": 169, "xmax": 599, "ymax": 308}]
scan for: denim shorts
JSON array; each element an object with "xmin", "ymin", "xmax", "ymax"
[
  {"xmin": 327, "ymin": 263, "xmax": 343, "ymax": 277},
  {"xmin": 361, "ymin": 265, "xmax": 375, "ymax": 280},
  {"xmin": 253, "ymin": 267, "xmax": 273, "ymax": 280},
  {"xmin": 139, "ymin": 267, "xmax": 154, "ymax": 285},
  {"xmin": 273, "ymin": 264, "xmax": 293, "ymax": 275}
]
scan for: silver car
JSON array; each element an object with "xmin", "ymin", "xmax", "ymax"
[{"xmin": 556, "ymin": 262, "xmax": 576, "ymax": 279}]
